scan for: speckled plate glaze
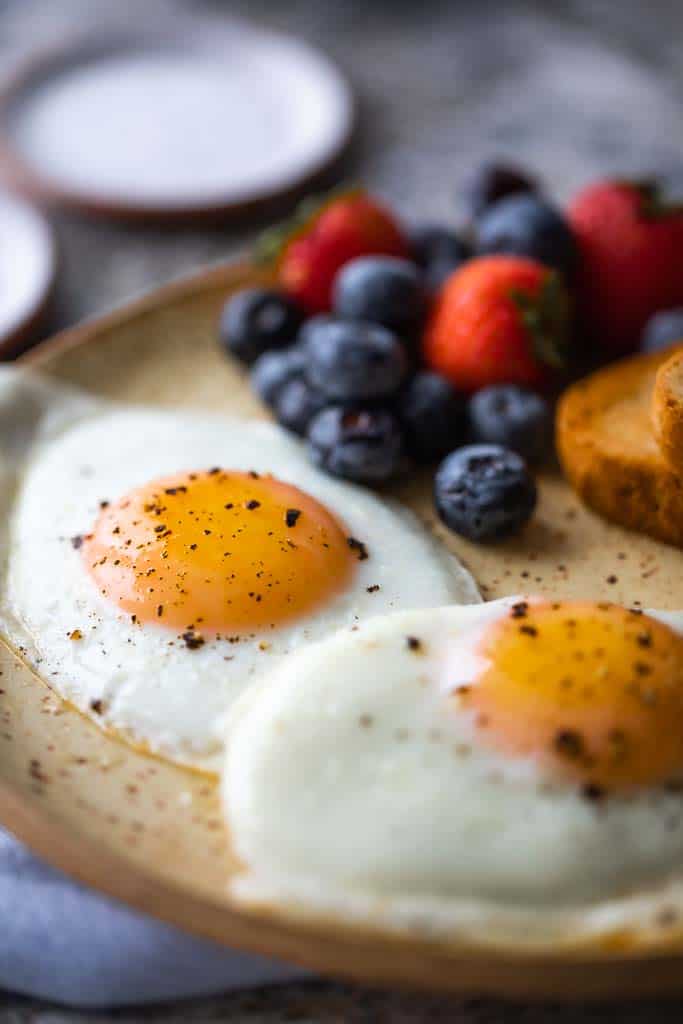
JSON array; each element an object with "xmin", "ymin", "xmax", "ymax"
[{"xmin": 4, "ymin": 262, "xmax": 683, "ymax": 1000}]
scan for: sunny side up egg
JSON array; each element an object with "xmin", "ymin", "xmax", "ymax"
[
  {"xmin": 0, "ymin": 370, "xmax": 479, "ymax": 770},
  {"xmin": 224, "ymin": 596, "xmax": 683, "ymax": 946}
]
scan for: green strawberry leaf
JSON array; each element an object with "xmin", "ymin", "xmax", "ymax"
[
  {"xmin": 510, "ymin": 272, "xmax": 570, "ymax": 370},
  {"xmin": 625, "ymin": 180, "xmax": 683, "ymax": 220},
  {"xmin": 253, "ymin": 184, "xmax": 361, "ymax": 266}
]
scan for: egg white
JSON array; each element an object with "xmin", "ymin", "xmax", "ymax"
[
  {"xmin": 0, "ymin": 369, "xmax": 479, "ymax": 771},
  {"xmin": 223, "ymin": 598, "xmax": 683, "ymax": 947}
]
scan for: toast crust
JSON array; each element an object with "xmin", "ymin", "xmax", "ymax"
[
  {"xmin": 653, "ymin": 349, "xmax": 683, "ymax": 469},
  {"xmin": 557, "ymin": 344, "xmax": 683, "ymax": 547}
]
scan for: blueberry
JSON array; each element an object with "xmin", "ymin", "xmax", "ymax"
[
  {"xmin": 274, "ymin": 377, "xmax": 328, "ymax": 436},
  {"xmin": 422, "ymin": 262, "xmax": 456, "ymax": 291},
  {"xmin": 641, "ymin": 309, "xmax": 683, "ymax": 352},
  {"xmin": 468, "ymin": 386, "xmax": 552, "ymax": 463},
  {"xmin": 333, "ymin": 257, "xmax": 425, "ymax": 337},
  {"xmin": 398, "ymin": 371, "xmax": 467, "ymax": 463},
  {"xmin": 304, "ymin": 317, "xmax": 408, "ymax": 401},
  {"xmin": 411, "ymin": 226, "xmax": 470, "ymax": 268},
  {"xmin": 219, "ymin": 288, "xmax": 304, "ymax": 365},
  {"xmin": 461, "ymin": 161, "xmax": 538, "ymax": 224},
  {"xmin": 297, "ymin": 313, "xmax": 334, "ymax": 346},
  {"xmin": 251, "ymin": 347, "xmax": 305, "ymax": 407},
  {"xmin": 476, "ymin": 194, "xmax": 576, "ymax": 277},
  {"xmin": 410, "ymin": 226, "xmax": 470, "ymax": 290},
  {"xmin": 434, "ymin": 444, "xmax": 537, "ymax": 542},
  {"xmin": 308, "ymin": 407, "xmax": 404, "ymax": 484}
]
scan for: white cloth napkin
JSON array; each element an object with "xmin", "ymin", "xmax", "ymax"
[{"xmin": 0, "ymin": 829, "xmax": 306, "ymax": 1008}]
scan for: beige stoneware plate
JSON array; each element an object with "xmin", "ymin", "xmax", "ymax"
[{"xmin": 4, "ymin": 262, "xmax": 683, "ymax": 1000}]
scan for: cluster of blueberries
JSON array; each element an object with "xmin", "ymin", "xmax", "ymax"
[
  {"xmin": 221, "ymin": 265, "xmax": 547, "ymax": 544},
  {"xmin": 218, "ymin": 164, "xmax": 577, "ymax": 542}
]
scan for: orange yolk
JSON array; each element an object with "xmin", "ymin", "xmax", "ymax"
[
  {"xmin": 458, "ymin": 601, "xmax": 683, "ymax": 793},
  {"xmin": 83, "ymin": 469, "xmax": 357, "ymax": 634}
]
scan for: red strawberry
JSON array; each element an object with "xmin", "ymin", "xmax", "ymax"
[
  {"xmin": 257, "ymin": 189, "xmax": 408, "ymax": 313},
  {"xmin": 569, "ymin": 180, "xmax": 683, "ymax": 355},
  {"xmin": 422, "ymin": 256, "xmax": 569, "ymax": 394}
]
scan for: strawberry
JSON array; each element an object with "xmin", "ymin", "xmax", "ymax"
[
  {"xmin": 422, "ymin": 256, "xmax": 569, "ymax": 394},
  {"xmin": 569, "ymin": 180, "xmax": 683, "ymax": 355},
  {"xmin": 256, "ymin": 188, "xmax": 408, "ymax": 313}
]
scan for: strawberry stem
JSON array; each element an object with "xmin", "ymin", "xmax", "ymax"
[
  {"xmin": 510, "ymin": 273, "xmax": 570, "ymax": 370},
  {"xmin": 254, "ymin": 184, "xmax": 362, "ymax": 267},
  {"xmin": 629, "ymin": 180, "xmax": 683, "ymax": 220}
]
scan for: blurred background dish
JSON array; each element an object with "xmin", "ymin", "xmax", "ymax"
[
  {"xmin": 0, "ymin": 22, "xmax": 353, "ymax": 221},
  {"xmin": 0, "ymin": 188, "xmax": 54, "ymax": 356}
]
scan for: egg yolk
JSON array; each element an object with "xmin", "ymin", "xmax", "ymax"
[
  {"xmin": 83, "ymin": 469, "xmax": 357, "ymax": 634},
  {"xmin": 457, "ymin": 601, "xmax": 683, "ymax": 792}
]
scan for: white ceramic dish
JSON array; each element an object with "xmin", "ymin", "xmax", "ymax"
[
  {"xmin": 0, "ymin": 189, "xmax": 54, "ymax": 356},
  {"xmin": 0, "ymin": 23, "xmax": 353, "ymax": 221}
]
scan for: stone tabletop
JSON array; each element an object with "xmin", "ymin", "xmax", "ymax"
[
  {"xmin": 6, "ymin": 982, "xmax": 683, "ymax": 1023},
  {"xmin": 4, "ymin": 0, "xmax": 683, "ymax": 1018}
]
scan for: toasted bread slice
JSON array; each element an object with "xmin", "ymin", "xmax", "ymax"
[
  {"xmin": 557, "ymin": 344, "xmax": 683, "ymax": 547},
  {"xmin": 653, "ymin": 349, "xmax": 683, "ymax": 469}
]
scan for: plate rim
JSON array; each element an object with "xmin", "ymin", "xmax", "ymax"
[
  {"xmin": 0, "ymin": 27, "xmax": 355, "ymax": 224},
  {"xmin": 6, "ymin": 261, "xmax": 683, "ymax": 1000},
  {"xmin": 0, "ymin": 188, "xmax": 56, "ymax": 357}
]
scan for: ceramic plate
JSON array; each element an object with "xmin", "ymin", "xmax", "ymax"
[
  {"xmin": 0, "ymin": 189, "xmax": 54, "ymax": 356},
  {"xmin": 2, "ymin": 263, "xmax": 683, "ymax": 999},
  {"xmin": 0, "ymin": 23, "xmax": 353, "ymax": 222}
]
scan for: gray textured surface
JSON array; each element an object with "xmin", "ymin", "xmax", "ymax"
[
  {"xmin": 6, "ymin": 985, "xmax": 683, "ymax": 1024},
  {"xmin": 4, "ymin": 0, "xmax": 683, "ymax": 1018}
]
